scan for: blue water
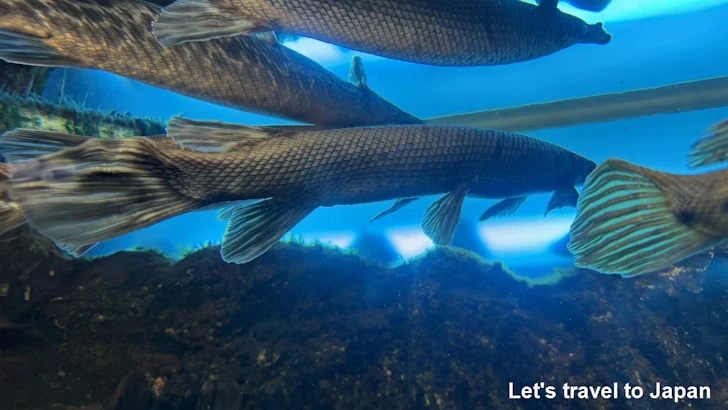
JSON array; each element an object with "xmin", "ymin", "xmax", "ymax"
[{"xmin": 41, "ymin": 4, "xmax": 728, "ymax": 274}]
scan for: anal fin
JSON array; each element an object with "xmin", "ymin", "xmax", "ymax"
[
  {"xmin": 478, "ymin": 196, "xmax": 527, "ymax": 221},
  {"xmin": 370, "ymin": 197, "xmax": 419, "ymax": 223},
  {"xmin": 57, "ymin": 242, "xmax": 97, "ymax": 258},
  {"xmin": 546, "ymin": 186, "xmax": 579, "ymax": 215},
  {"xmin": 422, "ymin": 184, "xmax": 469, "ymax": 246},
  {"xmin": 153, "ymin": 0, "xmax": 262, "ymax": 47},
  {"xmin": 0, "ymin": 29, "xmax": 80, "ymax": 67},
  {"xmin": 221, "ymin": 198, "xmax": 316, "ymax": 264}
]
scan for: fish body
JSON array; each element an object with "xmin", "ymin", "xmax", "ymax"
[
  {"xmin": 568, "ymin": 119, "xmax": 728, "ymax": 277},
  {"xmin": 167, "ymin": 125, "xmax": 591, "ymax": 206},
  {"xmin": 0, "ymin": 0, "xmax": 419, "ymax": 126},
  {"xmin": 9, "ymin": 120, "xmax": 595, "ymax": 264},
  {"xmin": 155, "ymin": 0, "xmax": 611, "ymax": 66}
]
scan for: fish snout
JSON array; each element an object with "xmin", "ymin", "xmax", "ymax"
[{"xmin": 583, "ymin": 22, "xmax": 612, "ymax": 45}]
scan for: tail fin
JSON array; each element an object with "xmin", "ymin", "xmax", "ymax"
[
  {"xmin": 568, "ymin": 159, "xmax": 721, "ymax": 277},
  {"xmin": 0, "ymin": 162, "xmax": 25, "ymax": 236},
  {"xmin": 0, "ymin": 29, "xmax": 80, "ymax": 67},
  {"xmin": 9, "ymin": 137, "xmax": 202, "ymax": 248},
  {"xmin": 0, "ymin": 129, "xmax": 91, "ymax": 162},
  {"xmin": 689, "ymin": 119, "xmax": 728, "ymax": 168}
]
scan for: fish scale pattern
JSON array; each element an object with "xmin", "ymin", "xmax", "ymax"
[
  {"xmin": 165, "ymin": 125, "xmax": 589, "ymax": 206},
  {"xmin": 1, "ymin": 0, "xmax": 419, "ymax": 126},
  {"xmin": 218, "ymin": 0, "xmax": 589, "ymax": 66}
]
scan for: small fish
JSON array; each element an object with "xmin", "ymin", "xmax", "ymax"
[
  {"xmin": 154, "ymin": 0, "xmax": 611, "ymax": 67},
  {"xmin": 568, "ymin": 119, "xmax": 728, "ymax": 277},
  {"xmin": 0, "ymin": 0, "xmax": 419, "ymax": 127},
  {"xmin": 537, "ymin": 0, "xmax": 613, "ymax": 12},
  {"xmin": 9, "ymin": 118, "xmax": 596, "ymax": 264}
]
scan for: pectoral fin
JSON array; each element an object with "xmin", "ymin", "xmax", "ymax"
[
  {"xmin": 57, "ymin": 243, "xmax": 97, "ymax": 258},
  {"xmin": 153, "ymin": 0, "xmax": 263, "ymax": 47},
  {"xmin": 221, "ymin": 198, "xmax": 316, "ymax": 264},
  {"xmin": 370, "ymin": 197, "xmax": 419, "ymax": 223},
  {"xmin": 546, "ymin": 187, "xmax": 579, "ymax": 215},
  {"xmin": 421, "ymin": 184, "xmax": 469, "ymax": 246},
  {"xmin": 254, "ymin": 31, "xmax": 280, "ymax": 46},
  {"xmin": 568, "ymin": 159, "xmax": 723, "ymax": 277},
  {"xmin": 478, "ymin": 196, "xmax": 527, "ymax": 221}
]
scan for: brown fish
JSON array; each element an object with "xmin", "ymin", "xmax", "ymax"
[
  {"xmin": 568, "ymin": 119, "xmax": 728, "ymax": 277},
  {"xmin": 154, "ymin": 0, "xmax": 611, "ymax": 66},
  {"xmin": 9, "ymin": 118, "xmax": 596, "ymax": 264},
  {"xmin": 0, "ymin": 0, "xmax": 419, "ymax": 126}
]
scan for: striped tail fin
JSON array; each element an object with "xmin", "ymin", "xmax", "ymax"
[
  {"xmin": 689, "ymin": 119, "xmax": 728, "ymax": 169},
  {"xmin": 568, "ymin": 159, "xmax": 721, "ymax": 277},
  {"xmin": 0, "ymin": 129, "xmax": 92, "ymax": 162},
  {"xmin": 9, "ymin": 137, "xmax": 202, "ymax": 248}
]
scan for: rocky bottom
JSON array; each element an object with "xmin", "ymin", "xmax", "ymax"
[{"xmin": 1, "ymin": 226, "xmax": 727, "ymax": 410}]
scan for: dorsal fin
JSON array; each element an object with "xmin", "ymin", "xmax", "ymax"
[
  {"xmin": 166, "ymin": 117, "xmax": 289, "ymax": 153},
  {"xmin": 349, "ymin": 55, "xmax": 368, "ymax": 89},
  {"xmin": 253, "ymin": 31, "xmax": 280, "ymax": 46}
]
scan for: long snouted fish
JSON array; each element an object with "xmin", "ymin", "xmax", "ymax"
[
  {"xmin": 0, "ymin": 0, "xmax": 419, "ymax": 127},
  {"xmin": 153, "ymin": 0, "xmax": 611, "ymax": 67},
  {"xmin": 568, "ymin": 119, "xmax": 728, "ymax": 278},
  {"xmin": 9, "ymin": 118, "xmax": 596, "ymax": 264}
]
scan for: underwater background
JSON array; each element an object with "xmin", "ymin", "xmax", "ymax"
[
  {"xmin": 38, "ymin": 1, "xmax": 728, "ymax": 276},
  {"xmin": 2, "ymin": 0, "xmax": 728, "ymax": 409}
]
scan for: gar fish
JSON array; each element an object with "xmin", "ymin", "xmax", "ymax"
[
  {"xmin": 8, "ymin": 118, "xmax": 596, "ymax": 264},
  {"xmin": 153, "ymin": 0, "xmax": 611, "ymax": 67},
  {"xmin": 568, "ymin": 119, "xmax": 728, "ymax": 277},
  {"xmin": 0, "ymin": 0, "xmax": 419, "ymax": 127}
]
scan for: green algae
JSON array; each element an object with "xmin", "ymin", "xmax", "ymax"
[{"xmin": 0, "ymin": 93, "xmax": 165, "ymax": 139}]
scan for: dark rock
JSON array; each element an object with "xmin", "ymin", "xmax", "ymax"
[{"xmin": 0, "ymin": 225, "xmax": 725, "ymax": 409}]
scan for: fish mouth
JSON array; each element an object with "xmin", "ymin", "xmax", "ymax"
[{"xmin": 584, "ymin": 22, "xmax": 612, "ymax": 45}]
